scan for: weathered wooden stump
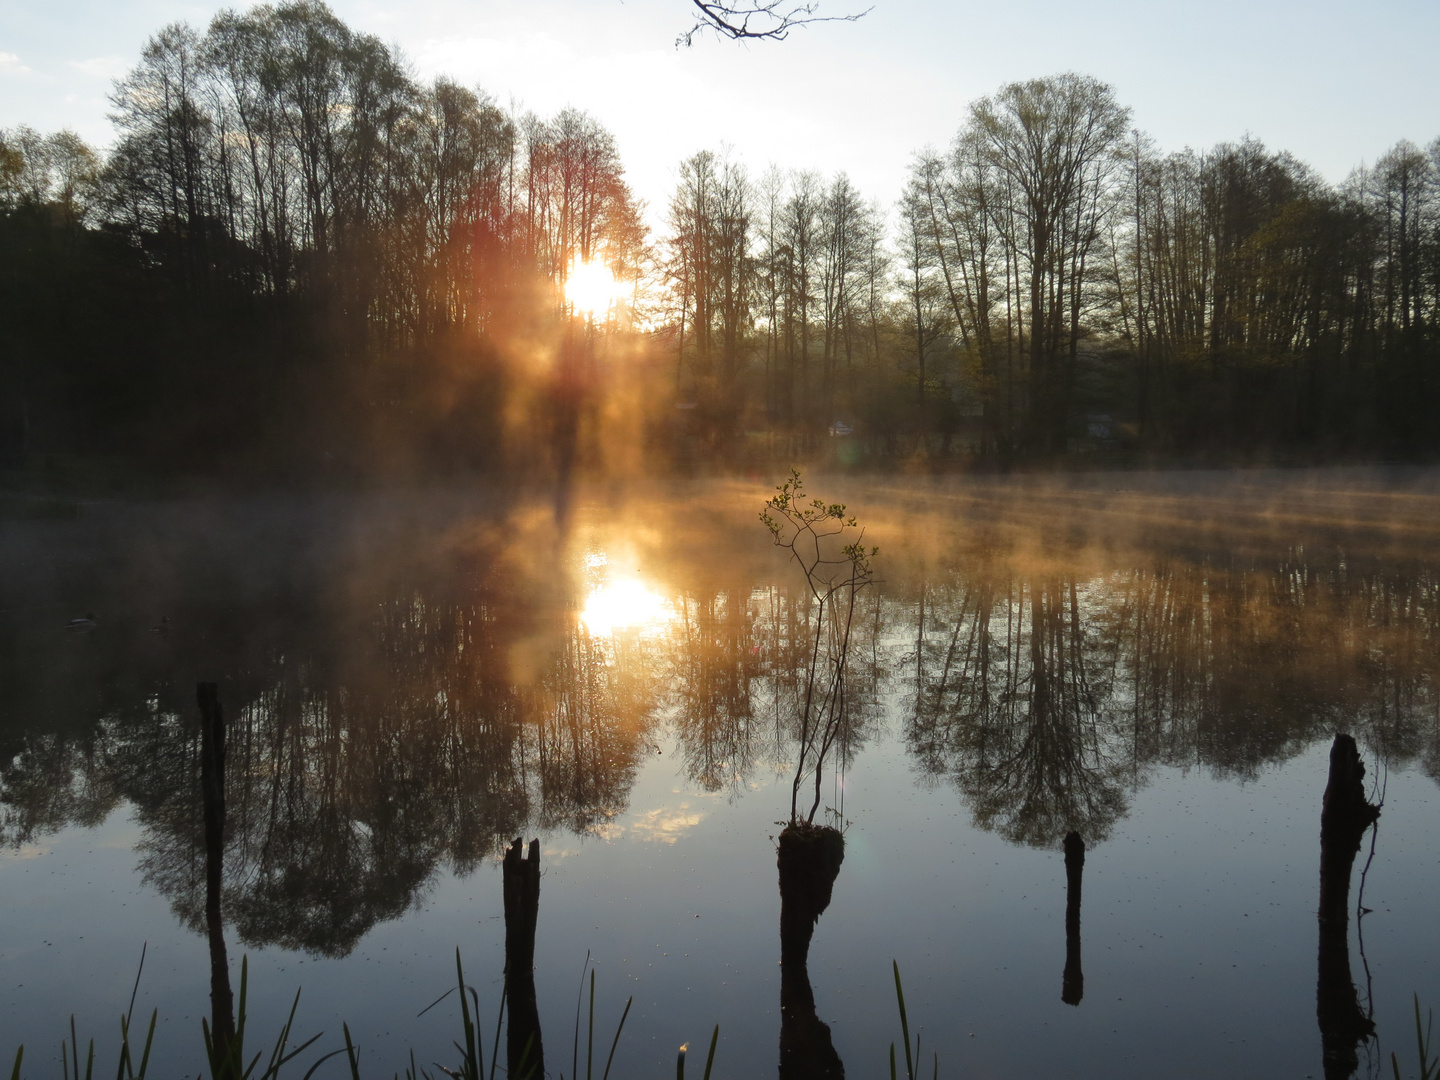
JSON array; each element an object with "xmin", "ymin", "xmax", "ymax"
[
  {"xmin": 1062, "ymin": 830, "xmax": 1085, "ymax": 1007},
  {"xmin": 198, "ymin": 682, "xmax": 236, "ymax": 1070},
  {"xmin": 1316, "ymin": 734, "xmax": 1380, "ymax": 1080},
  {"xmin": 778, "ymin": 822, "xmax": 845, "ymax": 967},
  {"xmin": 778, "ymin": 822, "xmax": 845, "ymax": 1079},
  {"xmin": 503, "ymin": 837, "xmax": 544, "ymax": 1080}
]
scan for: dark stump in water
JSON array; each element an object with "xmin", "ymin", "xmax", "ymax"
[
  {"xmin": 778, "ymin": 822, "xmax": 845, "ymax": 966},
  {"xmin": 503, "ymin": 837, "xmax": 544, "ymax": 1080},
  {"xmin": 781, "ymin": 961, "xmax": 845, "ymax": 1080},
  {"xmin": 198, "ymin": 682, "xmax": 236, "ymax": 1066},
  {"xmin": 778, "ymin": 822, "xmax": 845, "ymax": 1080},
  {"xmin": 1316, "ymin": 734, "xmax": 1380, "ymax": 1080},
  {"xmin": 1062, "ymin": 830, "xmax": 1085, "ymax": 1007}
]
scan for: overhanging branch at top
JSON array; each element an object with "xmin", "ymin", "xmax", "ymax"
[{"xmin": 680, "ymin": 0, "xmax": 871, "ymax": 45}]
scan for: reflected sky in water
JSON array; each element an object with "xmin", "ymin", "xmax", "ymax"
[{"xmin": 2, "ymin": 471, "xmax": 1440, "ymax": 1078}]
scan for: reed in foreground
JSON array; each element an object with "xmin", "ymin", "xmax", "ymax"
[
  {"xmin": 1393, "ymin": 994, "xmax": 1439, "ymax": 1080},
  {"xmin": 5, "ymin": 951, "xmax": 966, "ymax": 1080}
]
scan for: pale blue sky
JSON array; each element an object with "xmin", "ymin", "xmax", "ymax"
[{"xmin": 2, "ymin": 0, "xmax": 1437, "ymax": 226}]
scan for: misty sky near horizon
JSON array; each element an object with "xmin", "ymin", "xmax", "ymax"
[{"xmin": 2, "ymin": 0, "xmax": 1437, "ymax": 231}]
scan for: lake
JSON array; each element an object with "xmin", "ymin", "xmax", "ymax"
[{"xmin": 3, "ymin": 469, "xmax": 1439, "ymax": 1079}]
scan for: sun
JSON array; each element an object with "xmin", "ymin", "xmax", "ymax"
[{"xmin": 565, "ymin": 258, "xmax": 623, "ymax": 316}]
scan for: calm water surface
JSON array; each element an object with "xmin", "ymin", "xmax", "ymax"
[{"xmin": 3, "ymin": 471, "xmax": 1439, "ymax": 1079}]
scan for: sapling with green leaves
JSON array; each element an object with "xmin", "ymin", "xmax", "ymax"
[{"xmin": 761, "ymin": 469, "xmax": 877, "ymax": 825}]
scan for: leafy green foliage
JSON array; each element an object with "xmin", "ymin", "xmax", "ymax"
[{"xmin": 760, "ymin": 469, "xmax": 877, "ymax": 590}]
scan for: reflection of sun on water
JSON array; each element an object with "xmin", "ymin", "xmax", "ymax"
[{"xmin": 580, "ymin": 577, "xmax": 671, "ymax": 635}]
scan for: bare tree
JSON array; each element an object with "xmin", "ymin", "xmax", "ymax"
[
  {"xmin": 665, "ymin": 149, "xmax": 752, "ymax": 393},
  {"xmin": 897, "ymin": 173, "xmax": 956, "ymax": 441},
  {"xmin": 679, "ymin": 0, "xmax": 869, "ymax": 46},
  {"xmin": 968, "ymin": 73, "xmax": 1129, "ymax": 453}
]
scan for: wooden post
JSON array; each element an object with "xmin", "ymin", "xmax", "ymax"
[
  {"xmin": 197, "ymin": 682, "xmax": 236, "ymax": 1069},
  {"xmin": 503, "ymin": 837, "xmax": 544, "ymax": 1080},
  {"xmin": 1316, "ymin": 734, "xmax": 1379, "ymax": 1080},
  {"xmin": 1062, "ymin": 830, "xmax": 1085, "ymax": 1006}
]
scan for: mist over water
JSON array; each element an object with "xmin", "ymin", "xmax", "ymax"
[
  {"xmin": 3, "ymin": 470, "xmax": 1439, "ymax": 1078},
  {"xmin": 4, "ymin": 1, "xmax": 1438, "ymax": 1073}
]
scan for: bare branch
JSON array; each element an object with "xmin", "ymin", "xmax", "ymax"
[{"xmin": 679, "ymin": 0, "xmax": 871, "ymax": 46}]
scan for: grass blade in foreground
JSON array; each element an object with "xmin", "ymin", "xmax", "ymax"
[
  {"xmin": 671, "ymin": 1025, "xmax": 718, "ymax": 1080},
  {"xmin": 889, "ymin": 961, "xmax": 932, "ymax": 1079},
  {"xmin": 701, "ymin": 1026, "xmax": 719, "ymax": 1080},
  {"xmin": 598, "ymin": 997, "xmax": 632, "ymax": 1080},
  {"xmin": 1393, "ymin": 994, "xmax": 1439, "ymax": 1080}
]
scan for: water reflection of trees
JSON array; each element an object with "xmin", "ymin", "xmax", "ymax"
[
  {"xmin": 670, "ymin": 583, "xmax": 765, "ymax": 795},
  {"xmin": 201, "ymin": 603, "xmax": 657, "ymax": 956},
  {"xmin": 1, "ymin": 546, "xmax": 662, "ymax": 956},
  {"xmin": 905, "ymin": 563, "xmax": 1127, "ymax": 848},
  {"xmin": 5, "ymin": 509, "xmax": 1440, "ymax": 955},
  {"xmin": 668, "ymin": 581, "xmax": 884, "ymax": 805},
  {"xmin": 904, "ymin": 547, "xmax": 1440, "ymax": 848}
]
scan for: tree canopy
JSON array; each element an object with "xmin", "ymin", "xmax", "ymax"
[{"xmin": 2, "ymin": 5, "xmax": 1438, "ymax": 477}]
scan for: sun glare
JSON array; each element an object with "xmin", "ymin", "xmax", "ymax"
[
  {"xmin": 565, "ymin": 259, "xmax": 622, "ymax": 316},
  {"xmin": 580, "ymin": 577, "xmax": 671, "ymax": 635}
]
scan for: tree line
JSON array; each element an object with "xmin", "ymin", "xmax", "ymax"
[
  {"xmin": 1, "ymin": 0, "xmax": 646, "ymax": 477},
  {"xmin": 669, "ymin": 74, "xmax": 1440, "ymax": 462},
  {"xmin": 2, "ymin": 2, "xmax": 1438, "ymax": 475}
]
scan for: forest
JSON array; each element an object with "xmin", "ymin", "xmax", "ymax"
[{"xmin": 2, "ymin": 0, "xmax": 1438, "ymax": 479}]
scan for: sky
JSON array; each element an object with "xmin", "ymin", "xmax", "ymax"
[{"xmin": 2, "ymin": 0, "xmax": 1438, "ymax": 231}]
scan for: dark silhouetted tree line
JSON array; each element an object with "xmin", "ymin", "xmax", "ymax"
[
  {"xmin": 4, "ymin": 26, "xmax": 1439, "ymax": 474},
  {"xmin": 0, "ymin": 1, "xmax": 646, "ymax": 478},
  {"xmin": 666, "ymin": 75, "xmax": 1440, "ymax": 464}
]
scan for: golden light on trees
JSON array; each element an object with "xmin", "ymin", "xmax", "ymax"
[{"xmin": 564, "ymin": 258, "xmax": 623, "ymax": 316}]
